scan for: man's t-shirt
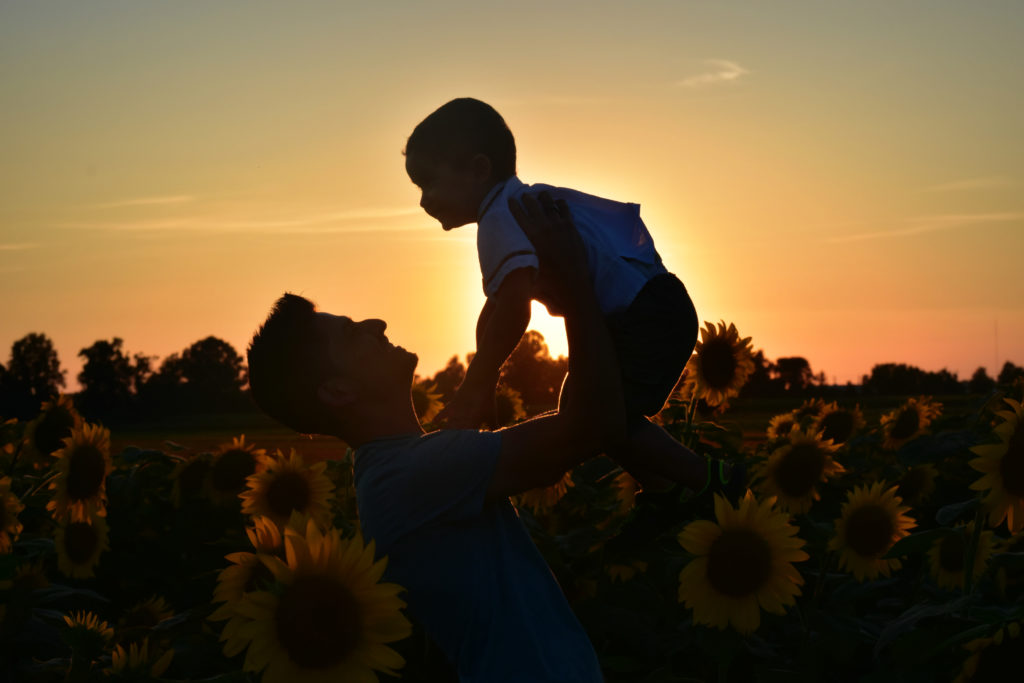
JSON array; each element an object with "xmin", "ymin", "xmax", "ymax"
[{"xmin": 354, "ymin": 429, "xmax": 603, "ymax": 683}]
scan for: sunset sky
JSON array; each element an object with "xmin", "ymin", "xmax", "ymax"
[{"xmin": 3, "ymin": 1, "xmax": 1022, "ymax": 391}]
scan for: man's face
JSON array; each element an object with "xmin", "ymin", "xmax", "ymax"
[
  {"xmin": 405, "ymin": 152, "xmax": 486, "ymax": 231},
  {"xmin": 315, "ymin": 313, "xmax": 418, "ymax": 396}
]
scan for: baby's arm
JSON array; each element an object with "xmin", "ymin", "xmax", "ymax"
[{"xmin": 438, "ymin": 267, "xmax": 535, "ymax": 428}]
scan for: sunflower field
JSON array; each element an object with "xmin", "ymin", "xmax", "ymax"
[{"xmin": 2, "ymin": 321, "xmax": 1023, "ymax": 683}]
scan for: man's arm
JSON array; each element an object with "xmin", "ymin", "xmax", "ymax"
[
  {"xmin": 438, "ymin": 267, "xmax": 534, "ymax": 428},
  {"xmin": 485, "ymin": 194, "xmax": 626, "ymax": 502}
]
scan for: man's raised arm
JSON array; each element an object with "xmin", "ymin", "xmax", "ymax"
[{"xmin": 485, "ymin": 193, "xmax": 627, "ymax": 502}]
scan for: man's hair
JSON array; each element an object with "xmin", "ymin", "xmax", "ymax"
[
  {"xmin": 405, "ymin": 97, "xmax": 516, "ymax": 181},
  {"xmin": 247, "ymin": 293, "xmax": 335, "ymax": 435}
]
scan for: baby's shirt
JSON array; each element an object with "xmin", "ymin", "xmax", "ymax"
[{"xmin": 477, "ymin": 176, "xmax": 667, "ymax": 314}]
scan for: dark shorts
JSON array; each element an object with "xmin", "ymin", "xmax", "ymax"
[{"xmin": 606, "ymin": 273, "xmax": 698, "ymax": 427}]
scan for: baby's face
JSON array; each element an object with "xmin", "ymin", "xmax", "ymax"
[{"xmin": 405, "ymin": 153, "xmax": 486, "ymax": 231}]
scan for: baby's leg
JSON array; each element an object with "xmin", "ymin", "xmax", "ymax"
[{"xmin": 614, "ymin": 418, "xmax": 708, "ymax": 491}]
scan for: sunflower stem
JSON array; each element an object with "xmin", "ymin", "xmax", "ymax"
[
  {"xmin": 684, "ymin": 397, "xmax": 699, "ymax": 449},
  {"xmin": 961, "ymin": 502, "xmax": 985, "ymax": 602}
]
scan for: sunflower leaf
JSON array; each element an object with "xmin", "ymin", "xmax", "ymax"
[
  {"xmin": 935, "ymin": 497, "xmax": 979, "ymax": 525},
  {"xmin": 872, "ymin": 596, "xmax": 972, "ymax": 658},
  {"xmin": 883, "ymin": 528, "xmax": 951, "ymax": 559}
]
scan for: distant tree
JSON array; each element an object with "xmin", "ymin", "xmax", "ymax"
[
  {"xmin": 862, "ymin": 363, "xmax": 962, "ymax": 395},
  {"xmin": 1, "ymin": 333, "xmax": 66, "ymax": 418},
  {"xmin": 997, "ymin": 361, "xmax": 1024, "ymax": 386},
  {"xmin": 77, "ymin": 338, "xmax": 135, "ymax": 420},
  {"xmin": 739, "ymin": 349, "xmax": 781, "ymax": 398},
  {"xmin": 177, "ymin": 336, "xmax": 248, "ymax": 412},
  {"xmin": 139, "ymin": 353, "xmax": 186, "ymax": 416},
  {"xmin": 428, "ymin": 356, "xmax": 467, "ymax": 403},
  {"xmin": 499, "ymin": 330, "xmax": 567, "ymax": 413},
  {"xmin": 775, "ymin": 357, "xmax": 814, "ymax": 393},
  {"xmin": 967, "ymin": 367, "xmax": 997, "ymax": 395}
]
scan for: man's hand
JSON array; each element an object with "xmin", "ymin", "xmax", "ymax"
[
  {"xmin": 507, "ymin": 192, "xmax": 589, "ymax": 312},
  {"xmin": 437, "ymin": 383, "xmax": 496, "ymax": 429}
]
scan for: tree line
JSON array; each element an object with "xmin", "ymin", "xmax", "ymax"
[{"xmin": 1, "ymin": 330, "xmax": 1022, "ymax": 425}]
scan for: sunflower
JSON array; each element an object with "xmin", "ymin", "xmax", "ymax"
[
  {"xmin": 120, "ymin": 595, "xmax": 174, "ymax": 631},
  {"xmin": 63, "ymin": 610, "xmax": 115, "ymax": 661},
  {"xmin": 410, "ymin": 380, "xmax": 443, "ymax": 425},
  {"xmin": 212, "ymin": 516, "xmax": 285, "ymax": 609},
  {"xmin": 684, "ymin": 321, "xmax": 755, "ymax": 407},
  {"xmin": 766, "ymin": 412, "xmax": 799, "ymax": 441},
  {"xmin": 756, "ymin": 429, "xmax": 845, "ymax": 514},
  {"xmin": 494, "ymin": 384, "xmax": 527, "ymax": 426},
  {"xmin": 895, "ymin": 464, "xmax": 938, "ymax": 506},
  {"xmin": 607, "ymin": 560, "xmax": 648, "ymax": 583},
  {"xmin": 22, "ymin": 395, "xmax": 82, "ymax": 465},
  {"xmin": 954, "ymin": 621, "xmax": 1021, "ymax": 683},
  {"xmin": 222, "ymin": 520, "xmax": 412, "ymax": 683},
  {"xmin": 514, "ymin": 470, "xmax": 574, "ymax": 515},
  {"xmin": 240, "ymin": 449, "xmax": 335, "ymax": 528},
  {"xmin": 63, "ymin": 610, "xmax": 115, "ymax": 642},
  {"xmin": 1, "ymin": 476, "xmax": 25, "ymax": 553},
  {"xmin": 169, "ymin": 453, "xmax": 213, "ymax": 508},
  {"xmin": 209, "ymin": 435, "xmax": 266, "ymax": 506},
  {"xmin": 55, "ymin": 511, "xmax": 110, "ymax": 579},
  {"xmin": 969, "ymin": 397, "xmax": 1024, "ymax": 533},
  {"xmin": 793, "ymin": 398, "xmax": 827, "ymax": 423},
  {"xmin": 880, "ymin": 396, "xmax": 942, "ymax": 450},
  {"xmin": 927, "ymin": 523, "xmax": 995, "ymax": 591},
  {"xmin": 109, "ymin": 638, "xmax": 175, "ymax": 678},
  {"xmin": 829, "ymin": 482, "xmax": 916, "ymax": 581},
  {"xmin": 46, "ymin": 422, "xmax": 112, "ymax": 523},
  {"xmin": 677, "ymin": 491, "xmax": 809, "ymax": 635},
  {"xmin": 811, "ymin": 402, "xmax": 866, "ymax": 447}
]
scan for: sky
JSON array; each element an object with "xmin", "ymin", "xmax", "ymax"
[{"xmin": 2, "ymin": 1, "xmax": 1023, "ymax": 391}]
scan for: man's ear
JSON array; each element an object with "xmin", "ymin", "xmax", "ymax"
[
  {"xmin": 317, "ymin": 377, "xmax": 357, "ymax": 409},
  {"xmin": 470, "ymin": 153, "xmax": 492, "ymax": 184}
]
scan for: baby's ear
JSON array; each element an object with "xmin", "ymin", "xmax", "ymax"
[
  {"xmin": 471, "ymin": 153, "xmax": 492, "ymax": 182},
  {"xmin": 317, "ymin": 377, "xmax": 357, "ymax": 409}
]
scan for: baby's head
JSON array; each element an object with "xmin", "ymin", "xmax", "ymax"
[{"xmin": 404, "ymin": 98, "xmax": 517, "ymax": 230}]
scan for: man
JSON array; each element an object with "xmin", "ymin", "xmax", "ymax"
[{"xmin": 247, "ymin": 193, "xmax": 624, "ymax": 682}]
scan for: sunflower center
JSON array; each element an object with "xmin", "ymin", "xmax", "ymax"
[
  {"xmin": 211, "ymin": 450, "xmax": 256, "ymax": 493},
  {"xmin": 64, "ymin": 522, "xmax": 99, "ymax": 564},
  {"xmin": 66, "ymin": 445, "xmax": 106, "ymax": 501},
  {"xmin": 845, "ymin": 504, "xmax": 895, "ymax": 558},
  {"xmin": 938, "ymin": 531, "xmax": 965, "ymax": 573},
  {"xmin": 265, "ymin": 472, "xmax": 312, "ymax": 519},
  {"xmin": 700, "ymin": 341, "xmax": 738, "ymax": 390},
  {"xmin": 774, "ymin": 443, "xmax": 826, "ymax": 498},
  {"xmin": 971, "ymin": 632, "xmax": 1016, "ymax": 681},
  {"xmin": 34, "ymin": 407, "xmax": 76, "ymax": 456},
  {"xmin": 177, "ymin": 459, "xmax": 211, "ymax": 497},
  {"xmin": 820, "ymin": 411, "xmax": 855, "ymax": 445},
  {"xmin": 889, "ymin": 408, "xmax": 920, "ymax": 441},
  {"xmin": 706, "ymin": 529, "xmax": 773, "ymax": 597},
  {"xmin": 274, "ymin": 574, "xmax": 362, "ymax": 669},
  {"xmin": 998, "ymin": 423, "xmax": 1024, "ymax": 498}
]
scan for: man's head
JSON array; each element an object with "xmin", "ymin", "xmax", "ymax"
[
  {"xmin": 247, "ymin": 294, "xmax": 418, "ymax": 436},
  {"xmin": 404, "ymin": 98, "xmax": 517, "ymax": 231}
]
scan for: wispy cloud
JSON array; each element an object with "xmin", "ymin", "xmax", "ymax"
[
  {"xmin": 826, "ymin": 212, "xmax": 1024, "ymax": 243},
  {"xmin": 0, "ymin": 242, "xmax": 40, "ymax": 251},
  {"xmin": 89, "ymin": 195, "xmax": 196, "ymax": 209},
  {"xmin": 920, "ymin": 176, "xmax": 1014, "ymax": 193},
  {"xmin": 59, "ymin": 206, "xmax": 424, "ymax": 234},
  {"xmin": 674, "ymin": 59, "xmax": 750, "ymax": 88}
]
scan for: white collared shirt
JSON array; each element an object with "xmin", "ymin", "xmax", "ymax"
[{"xmin": 476, "ymin": 176, "xmax": 667, "ymax": 313}]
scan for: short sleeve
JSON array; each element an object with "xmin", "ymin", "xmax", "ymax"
[
  {"xmin": 478, "ymin": 205, "xmax": 539, "ymax": 297},
  {"xmin": 354, "ymin": 431, "xmax": 503, "ymax": 549}
]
